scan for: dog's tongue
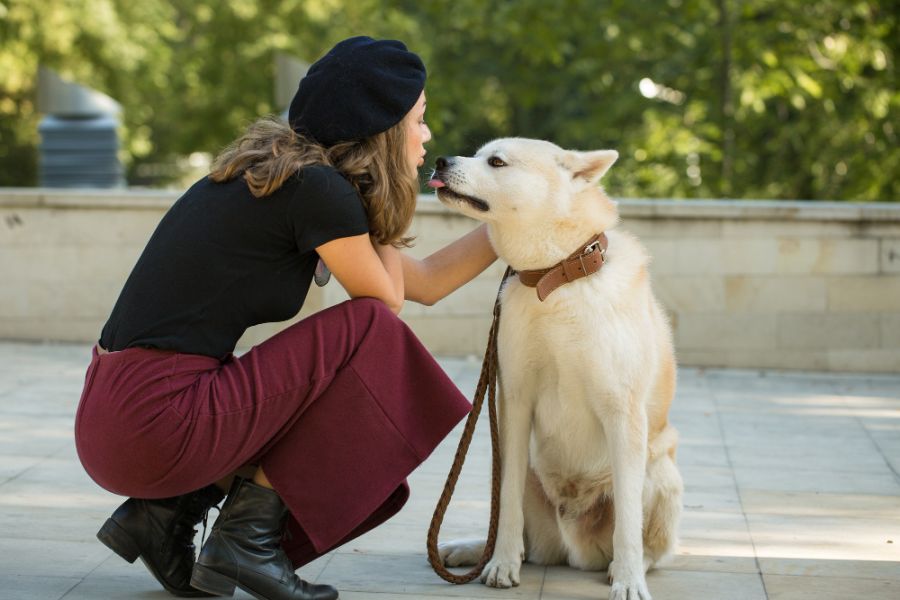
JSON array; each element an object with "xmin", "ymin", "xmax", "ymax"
[{"xmin": 427, "ymin": 178, "xmax": 446, "ymax": 189}]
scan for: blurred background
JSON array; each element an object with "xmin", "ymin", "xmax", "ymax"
[
  {"xmin": 2, "ymin": 8, "xmax": 899, "ymax": 600},
  {"xmin": 1, "ymin": 0, "xmax": 897, "ymax": 200},
  {"xmin": 2, "ymin": 0, "xmax": 899, "ymax": 370}
]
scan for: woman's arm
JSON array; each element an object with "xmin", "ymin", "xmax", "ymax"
[
  {"xmin": 316, "ymin": 233, "xmax": 405, "ymax": 314},
  {"xmin": 372, "ymin": 240, "xmax": 405, "ymax": 308},
  {"xmin": 402, "ymin": 224, "xmax": 498, "ymax": 306}
]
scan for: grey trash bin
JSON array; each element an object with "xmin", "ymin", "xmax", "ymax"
[{"xmin": 38, "ymin": 114, "xmax": 125, "ymax": 188}]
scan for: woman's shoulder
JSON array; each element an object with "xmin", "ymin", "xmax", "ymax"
[
  {"xmin": 289, "ymin": 164, "xmax": 366, "ymax": 225},
  {"xmin": 295, "ymin": 164, "xmax": 356, "ymax": 197}
]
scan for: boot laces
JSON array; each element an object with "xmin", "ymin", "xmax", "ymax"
[{"xmin": 170, "ymin": 488, "xmax": 223, "ymax": 551}]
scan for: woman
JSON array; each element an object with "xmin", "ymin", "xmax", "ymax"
[{"xmin": 74, "ymin": 37, "xmax": 496, "ymax": 600}]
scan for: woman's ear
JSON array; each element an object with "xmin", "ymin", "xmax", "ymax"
[{"xmin": 561, "ymin": 150, "xmax": 619, "ymax": 184}]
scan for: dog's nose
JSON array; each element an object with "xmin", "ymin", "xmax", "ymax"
[{"xmin": 435, "ymin": 156, "xmax": 451, "ymax": 170}]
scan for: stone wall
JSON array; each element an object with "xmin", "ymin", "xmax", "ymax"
[
  {"xmin": 624, "ymin": 200, "xmax": 900, "ymax": 372},
  {"xmin": 1, "ymin": 188, "xmax": 898, "ymax": 372}
]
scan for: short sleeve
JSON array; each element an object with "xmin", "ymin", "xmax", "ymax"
[{"xmin": 291, "ymin": 165, "xmax": 370, "ymax": 253}]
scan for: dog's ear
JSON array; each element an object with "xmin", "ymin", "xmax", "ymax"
[{"xmin": 561, "ymin": 150, "xmax": 618, "ymax": 184}]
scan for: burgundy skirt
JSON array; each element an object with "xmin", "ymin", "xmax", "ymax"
[{"xmin": 74, "ymin": 298, "xmax": 471, "ymax": 567}]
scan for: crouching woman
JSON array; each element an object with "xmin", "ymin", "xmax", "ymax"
[{"xmin": 74, "ymin": 36, "xmax": 495, "ymax": 600}]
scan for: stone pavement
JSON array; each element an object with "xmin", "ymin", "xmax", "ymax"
[{"xmin": 0, "ymin": 341, "xmax": 898, "ymax": 600}]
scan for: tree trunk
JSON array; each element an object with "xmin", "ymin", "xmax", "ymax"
[{"xmin": 718, "ymin": 0, "xmax": 735, "ymax": 197}]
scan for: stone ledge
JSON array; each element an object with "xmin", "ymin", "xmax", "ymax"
[
  {"xmin": 619, "ymin": 198, "xmax": 900, "ymax": 222},
  {"xmin": 3, "ymin": 189, "xmax": 899, "ymax": 222},
  {"xmin": 0, "ymin": 187, "xmax": 178, "ymax": 210}
]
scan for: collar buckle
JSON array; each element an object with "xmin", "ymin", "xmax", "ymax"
[{"xmin": 583, "ymin": 240, "xmax": 606, "ymax": 263}]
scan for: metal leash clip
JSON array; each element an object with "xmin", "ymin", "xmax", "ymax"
[{"xmin": 314, "ymin": 259, "xmax": 331, "ymax": 287}]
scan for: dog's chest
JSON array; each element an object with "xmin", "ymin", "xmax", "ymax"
[
  {"xmin": 500, "ymin": 279, "xmax": 619, "ymax": 514},
  {"xmin": 530, "ymin": 395, "xmax": 613, "ymax": 515}
]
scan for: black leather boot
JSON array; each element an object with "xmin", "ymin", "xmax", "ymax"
[
  {"xmin": 191, "ymin": 478, "xmax": 338, "ymax": 600},
  {"xmin": 97, "ymin": 484, "xmax": 226, "ymax": 597}
]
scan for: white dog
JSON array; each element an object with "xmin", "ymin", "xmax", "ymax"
[{"xmin": 429, "ymin": 138, "xmax": 683, "ymax": 600}]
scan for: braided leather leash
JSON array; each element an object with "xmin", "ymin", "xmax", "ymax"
[{"xmin": 426, "ymin": 267, "xmax": 512, "ymax": 584}]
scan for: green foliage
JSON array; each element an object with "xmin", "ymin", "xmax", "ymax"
[{"xmin": 0, "ymin": 0, "xmax": 896, "ymax": 200}]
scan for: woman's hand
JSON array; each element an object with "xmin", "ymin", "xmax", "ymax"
[
  {"xmin": 402, "ymin": 224, "xmax": 498, "ymax": 306},
  {"xmin": 315, "ymin": 234, "xmax": 405, "ymax": 314}
]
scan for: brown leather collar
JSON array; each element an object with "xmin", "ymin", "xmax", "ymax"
[{"xmin": 516, "ymin": 233, "xmax": 608, "ymax": 301}]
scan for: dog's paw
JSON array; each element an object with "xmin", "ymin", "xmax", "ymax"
[
  {"xmin": 438, "ymin": 538, "xmax": 486, "ymax": 567},
  {"xmin": 609, "ymin": 580, "xmax": 652, "ymax": 600},
  {"xmin": 480, "ymin": 555, "xmax": 522, "ymax": 588},
  {"xmin": 607, "ymin": 561, "xmax": 652, "ymax": 600},
  {"xmin": 607, "ymin": 559, "xmax": 618, "ymax": 585}
]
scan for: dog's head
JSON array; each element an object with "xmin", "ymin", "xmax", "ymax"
[{"xmin": 428, "ymin": 137, "xmax": 619, "ymax": 268}]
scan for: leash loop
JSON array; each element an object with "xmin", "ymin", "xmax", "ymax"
[{"xmin": 426, "ymin": 267, "xmax": 512, "ymax": 584}]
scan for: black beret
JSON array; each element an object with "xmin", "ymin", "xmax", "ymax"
[{"xmin": 288, "ymin": 36, "xmax": 426, "ymax": 147}]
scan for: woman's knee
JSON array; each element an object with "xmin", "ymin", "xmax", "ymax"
[{"xmin": 344, "ymin": 297, "xmax": 400, "ymax": 324}]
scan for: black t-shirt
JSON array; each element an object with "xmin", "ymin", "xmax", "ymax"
[{"xmin": 99, "ymin": 164, "xmax": 369, "ymax": 359}]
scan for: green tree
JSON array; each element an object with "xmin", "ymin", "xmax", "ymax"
[{"xmin": 1, "ymin": 0, "xmax": 896, "ymax": 200}]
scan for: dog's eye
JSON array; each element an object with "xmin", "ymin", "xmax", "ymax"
[{"xmin": 488, "ymin": 156, "xmax": 507, "ymax": 168}]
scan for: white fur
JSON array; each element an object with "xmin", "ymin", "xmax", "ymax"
[{"xmin": 435, "ymin": 138, "xmax": 683, "ymax": 600}]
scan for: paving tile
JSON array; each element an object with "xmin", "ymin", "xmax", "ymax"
[
  {"xmin": 331, "ymin": 503, "xmax": 459, "ymax": 556},
  {"xmin": 716, "ymin": 409, "xmax": 869, "ymax": 440},
  {"xmin": 0, "ymin": 458, "xmax": 120, "ymax": 513},
  {"xmin": 86, "ymin": 550, "xmax": 178, "ymax": 581},
  {"xmin": 660, "ymin": 554, "xmax": 760, "ymax": 574},
  {"xmin": 675, "ymin": 439, "xmax": 731, "ymax": 468},
  {"xmin": 669, "ymin": 417, "xmax": 723, "ymax": 453},
  {"xmin": 74, "ymin": 552, "xmax": 330, "ymax": 599},
  {"xmin": 678, "ymin": 464, "xmax": 736, "ymax": 490},
  {"xmin": 0, "ymin": 575, "xmax": 81, "ymax": 600},
  {"xmin": 683, "ymin": 485, "xmax": 743, "ymax": 514},
  {"xmin": 0, "ymin": 503, "xmax": 112, "ymax": 542},
  {"xmin": 0, "ymin": 380, "xmax": 21, "ymax": 398},
  {"xmin": 672, "ymin": 393, "xmax": 718, "ymax": 414},
  {"xmin": 53, "ymin": 575, "xmax": 195, "ymax": 600},
  {"xmin": 863, "ymin": 430, "xmax": 900, "ymax": 474},
  {"xmin": 732, "ymin": 465, "xmax": 900, "ymax": 496},
  {"xmin": 1, "ymin": 342, "xmax": 900, "ymax": 598},
  {"xmin": 677, "ymin": 511, "xmax": 757, "ymax": 560},
  {"xmin": 316, "ymin": 552, "xmax": 543, "ymax": 599},
  {"xmin": 0, "ymin": 538, "xmax": 110, "ymax": 578},
  {"xmin": 0, "ymin": 455, "xmax": 46, "ymax": 484},
  {"xmin": 541, "ymin": 565, "xmax": 767, "ymax": 600},
  {"xmin": 0, "ymin": 381, "xmax": 84, "ymax": 417},
  {"xmin": 644, "ymin": 569, "xmax": 767, "ymax": 600},
  {"xmin": 740, "ymin": 489, "xmax": 900, "ymax": 519},
  {"xmin": 724, "ymin": 438, "xmax": 889, "ymax": 473},
  {"xmin": 746, "ymin": 513, "xmax": 900, "ymax": 562},
  {"xmin": 0, "ymin": 414, "xmax": 73, "ymax": 457},
  {"xmin": 336, "ymin": 593, "xmax": 508, "ymax": 600},
  {"xmin": 758, "ymin": 557, "xmax": 900, "ymax": 581},
  {"xmin": 435, "ymin": 356, "xmax": 478, "ymax": 383},
  {"xmin": 296, "ymin": 552, "xmax": 337, "ymax": 586},
  {"xmin": 679, "ymin": 511, "xmax": 752, "ymax": 542},
  {"xmin": 763, "ymin": 573, "xmax": 900, "ymax": 599}
]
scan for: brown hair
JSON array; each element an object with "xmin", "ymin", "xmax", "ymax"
[{"xmin": 209, "ymin": 116, "xmax": 417, "ymax": 247}]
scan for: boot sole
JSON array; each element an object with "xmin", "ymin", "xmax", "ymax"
[
  {"xmin": 191, "ymin": 564, "xmax": 339, "ymax": 600},
  {"xmin": 98, "ymin": 518, "xmax": 217, "ymax": 597},
  {"xmin": 190, "ymin": 564, "xmax": 238, "ymax": 597}
]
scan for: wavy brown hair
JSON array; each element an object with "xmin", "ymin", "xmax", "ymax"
[{"xmin": 209, "ymin": 116, "xmax": 417, "ymax": 247}]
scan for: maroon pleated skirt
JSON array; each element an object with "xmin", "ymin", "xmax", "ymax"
[{"xmin": 74, "ymin": 298, "xmax": 471, "ymax": 567}]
